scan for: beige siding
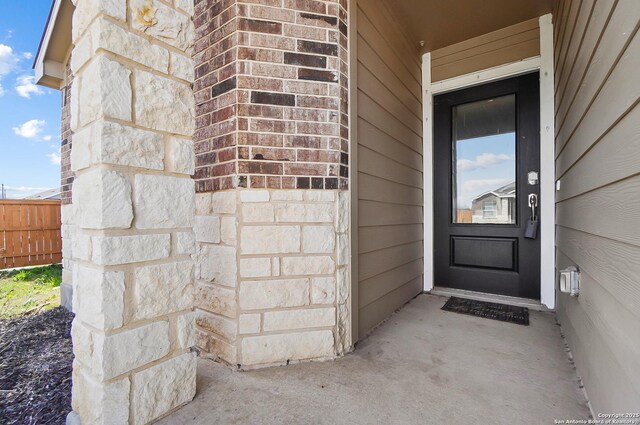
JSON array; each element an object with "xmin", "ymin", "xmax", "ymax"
[
  {"xmin": 431, "ymin": 18, "xmax": 540, "ymax": 82},
  {"xmin": 356, "ymin": 0, "xmax": 423, "ymax": 337},
  {"xmin": 554, "ymin": 0, "xmax": 640, "ymax": 413}
]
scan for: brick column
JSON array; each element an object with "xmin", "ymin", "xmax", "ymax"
[
  {"xmin": 192, "ymin": 0, "xmax": 352, "ymax": 367},
  {"xmin": 59, "ymin": 63, "xmax": 75, "ymax": 311},
  {"xmin": 68, "ymin": 0, "xmax": 197, "ymax": 423}
]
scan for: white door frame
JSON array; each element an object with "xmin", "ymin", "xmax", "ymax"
[{"xmin": 422, "ymin": 14, "xmax": 556, "ymax": 309}]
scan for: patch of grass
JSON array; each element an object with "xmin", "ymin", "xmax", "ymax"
[{"xmin": 0, "ymin": 264, "xmax": 62, "ymax": 319}]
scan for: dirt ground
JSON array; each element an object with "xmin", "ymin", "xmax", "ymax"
[{"xmin": 0, "ymin": 307, "xmax": 74, "ymax": 425}]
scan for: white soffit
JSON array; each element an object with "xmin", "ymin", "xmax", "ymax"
[{"xmin": 34, "ymin": 0, "xmax": 73, "ymax": 90}]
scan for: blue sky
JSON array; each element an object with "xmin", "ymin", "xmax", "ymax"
[
  {"xmin": 0, "ymin": 1, "xmax": 62, "ymax": 199},
  {"xmin": 455, "ymin": 133, "xmax": 516, "ymax": 208}
]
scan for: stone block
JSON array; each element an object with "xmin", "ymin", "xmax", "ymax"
[
  {"xmin": 175, "ymin": 231, "xmax": 195, "ymax": 254},
  {"xmin": 336, "ymin": 191, "xmax": 349, "ymax": 233},
  {"xmin": 92, "ymin": 234, "xmax": 170, "ymax": 265},
  {"xmin": 72, "ymin": 0, "xmax": 126, "ymax": 42},
  {"xmin": 271, "ymin": 190, "xmax": 303, "ymax": 201},
  {"xmin": 70, "ymin": 77, "xmax": 79, "ymax": 132},
  {"xmin": 131, "ymin": 353, "xmax": 197, "ymax": 425},
  {"xmin": 263, "ymin": 308, "xmax": 335, "ymax": 331},
  {"xmin": 196, "ymin": 311, "xmax": 237, "ymax": 341},
  {"xmin": 239, "ymin": 279, "xmax": 309, "ymax": 310},
  {"xmin": 170, "ymin": 52, "xmax": 194, "ymax": 82},
  {"xmin": 131, "ymin": 0, "xmax": 194, "ymax": 52},
  {"xmin": 311, "ymin": 277, "xmax": 336, "ymax": 304},
  {"xmin": 133, "ymin": 261, "xmax": 194, "ymax": 320},
  {"xmin": 177, "ymin": 311, "xmax": 197, "ymax": 349},
  {"xmin": 305, "ymin": 191, "xmax": 335, "ymax": 202},
  {"xmin": 241, "ymin": 330, "xmax": 334, "ymax": 365},
  {"xmin": 240, "ymin": 257, "xmax": 271, "ymax": 278},
  {"xmin": 71, "ymin": 121, "xmax": 165, "ymax": 172},
  {"xmin": 220, "ymin": 217, "xmax": 237, "ymax": 245},
  {"xmin": 73, "ymin": 319, "xmax": 171, "ymax": 380},
  {"xmin": 72, "ymin": 233, "xmax": 92, "ymax": 261},
  {"xmin": 275, "ymin": 203, "xmax": 333, "ymax": 223},
  {"xmin": 198, "ymin": 245, "xmax": 237, "ymax": 287},
  {"xmin": 196, "ymin": 283, "xmax": 237, "ymax": 318},
  {"xmin": 240, "ymin": 225, "xmax": 300, "ymax": 254},
  {"xmin": 167, "ymin": 137, "xmax": 195, "ymax": 175},
  {"xmin": 91, "ymin": 18, "xmax": 169, "ymax": 73},
  {"xmin": 336, "ymin": 302, "xmax": 351, "ymax": 355},
  {"xmin": 337, "ymin": 234, "xmax": 349, "ymax": 266},
  {"xmin": 174, "ymin": 0, "xmax": 194, "ymax": 15},
  {"xmin": 239, "ymin": 314, "xmax": 261, "ymax": 334},
  {"xmin": 102, "ymin": 321, "xmax": 170, "ymax": 379},
  {"xmin": 79, "ymin": 56, "xmax": 132, "ymax": 126},
  {"xmin": 302, "ymin": 226, "xmax": 335, "ymax": 253},
  {"xmin": 71, "ymin": 366, "xmax": 130, "ymax": 425},
  {"xmin": 242, "ymin": 203, "xmax": 275, "ymax": 222},
  {"xmin": 195, "ymin": 193, "xmax": 212, "ymax": 215},
  {"xmin": 134, "ymin": 174, "xmax": 195, "ymax": 229},
  {"xmin": 70, "ymin": 33, "xmax": 91, "ymax": 73},
  {"xmin": 135, "ymin": 70, "xmax": 195, "ymax": 136},
  {"xmin": 74, "ymin": 265, "xmax": 125, "ymax": 330},
  {"xmin": 197, "ymin": 330, "xmax": 237, "ymax": 364},
  {"xmin": 72, "ymin": 169, "xmax": 133, "ymax": 230},
  {"xmin": 240, "ymin": 190, "xmax": 270, "ymax": 203},
  {"xmin": 282, "ymin": 256, "xmax": 335, "ymax": 276},
  {"xmin": 212, "ymin": 191, "xmax": 236, "ymax": 214},
  {"xmin": 194, "ymin": 215, "xmax": 220, "ymax": 243},
  {"xmin": 337, "ymin": 266, "xmax": 349, "ymax": 304}
]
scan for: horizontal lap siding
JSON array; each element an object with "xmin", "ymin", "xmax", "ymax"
[
  {"xmin": 356, "ymin": 0, "xmax": 423, "ymax": 337},
  {"xmin": 431, "ymin": 18, "xmax": 540, "ymax": 82},
  {"xmin": 554, "ymin": 0, "xmax": 640, "ymax": 412}
]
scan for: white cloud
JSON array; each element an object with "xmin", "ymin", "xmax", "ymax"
[
  {"xmin": 23, "ymin": 52, "xmax": 33, "ymax": 59},
  {"xmin": 13, "ymin": 119, "xmax": 46, "ymax": 139},
  {"xmin": 0, "ymin": 44, "xmax": 19, "ymax": 76},
  {"xmin": 462, "ymin": 178, "xmax": 512, "ymax": 194},
  {"xmin": 457, "ymin": 178, "xmax": 512, "ymax": 208},
  {"xmin": 15, "ymin": 75, "xmax": 44, "ymax": 98},
  {"xmin": 457, "ymin": 153, "xmax": 514, "ymax": 172},
  {"xmin": 0, "ymin": 82, "xmax": 4, "ymax": 97},
  {"xmin": 43, "ymin": 135, "xmax": 52, "ymax": 141},
  {"xmin": 47, "ymin": 152, "xmax": 61, "ymax": 165},
  {"xmin": 3, "ymin": 186, "xmax": 52, "ymax": 199}
]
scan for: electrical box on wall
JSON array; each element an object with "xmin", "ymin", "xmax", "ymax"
[{"xmin": 559, "ymin": 266, "xmax": 580, "ymax": 297}]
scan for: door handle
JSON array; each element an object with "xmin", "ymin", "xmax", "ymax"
[{"xmin": 528, "ymin": 193, "xmax": 538, "ymax": 221}]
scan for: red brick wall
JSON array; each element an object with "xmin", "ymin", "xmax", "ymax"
[
  {"xmin": 193, "ymin": 0, "xmax": 349, "ymax": 192},
  {"xmin": 60, "ymin": 63, "xmax": 74, "ymax": 205}
]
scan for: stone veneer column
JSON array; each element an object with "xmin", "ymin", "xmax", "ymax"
[
  {"xmin": 192, "ymin": 0, "xmax": 352, "ymax": 367},
  {"xmin": 195, "ymin": 188, "xmax": 350, "ymax": 367},
  {"xmin": 67, "ymin": 0, "xmax": 197, "ymax": 423}
]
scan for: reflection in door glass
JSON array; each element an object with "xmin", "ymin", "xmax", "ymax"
[{"xmin": 452, "ymin": 94, "xmax": 516, "ymax": 224}]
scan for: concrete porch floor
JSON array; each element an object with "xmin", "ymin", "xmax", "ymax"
[{"xmin": 160, "ymin": 294, "xmax": 591, "ymax": 424}]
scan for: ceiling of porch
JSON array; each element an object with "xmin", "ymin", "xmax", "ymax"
[{"xmin": 386, "ymin": 0, "xmax": 557, "ymax": 52}]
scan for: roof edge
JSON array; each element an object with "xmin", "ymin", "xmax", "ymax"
[{"xmin": 34, "ymin": 0, "xmax": 71, "ymax": 90}]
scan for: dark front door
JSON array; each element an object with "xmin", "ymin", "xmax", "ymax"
[{"xmin": 433, "ymin": 73, "xmax": 541, "ymax": 299}]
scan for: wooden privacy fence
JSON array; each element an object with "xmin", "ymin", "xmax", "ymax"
[{"xmin": 0, "ymin": 200, "xmax": 62, "ymax": 269}]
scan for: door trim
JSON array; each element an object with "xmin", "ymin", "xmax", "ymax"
[{"xmin": 422, "ymin": 13, "xmax": 556, "ymax": 309}]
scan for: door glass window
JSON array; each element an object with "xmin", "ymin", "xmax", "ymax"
[{"xmin": 452, "ymin": 94, "xmax": 516, "ymax": 224}]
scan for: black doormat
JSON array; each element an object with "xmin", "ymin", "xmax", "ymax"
[{"xmin": 441, "ymin": 296, "xmax": 529, "ymax": 325}]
